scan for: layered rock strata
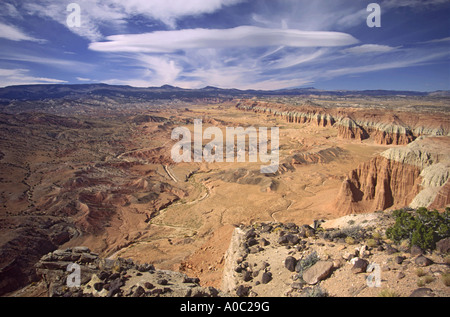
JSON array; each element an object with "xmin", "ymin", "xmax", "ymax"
[
  {"xmin": 236, "ymin": 100, "xmax": 449, "ymax": 145},
  {"xmin": 335, "ymin": 136, "xmax": 450, "ymax": 214}
]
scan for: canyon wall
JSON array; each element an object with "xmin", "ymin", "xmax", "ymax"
[
  {"xmin": 236, "ymin": 99, "xmax": 449, "ymax": 145},
  {"xmin": 334, "ymin": 136, "xmax": 450, "ymax": 214},
  {"xmin": 236, "ymin": 100, "xmax": 449, "ymax": 213}
]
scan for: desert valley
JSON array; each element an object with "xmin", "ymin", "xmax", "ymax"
[{"xmin": 0, "ymin": 84, "xmax": 448, "ymax": 298}]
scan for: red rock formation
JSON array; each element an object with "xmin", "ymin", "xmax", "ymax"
[
  {"xmin": 236, "ymin": 99, "xmax": 449, "ymax": 146},
  {"xmin": 429, "ymin": 181, "xmax": 450, "ymax": 210},
  {"xmin": 336, "ymin": 117, "xmax": 368, "ymax": 141},
  {"xmin": 369, "ymin": 129, "xmax": 415, "ymax": 145},
  {"xmin": 334, "ymin": 156, "xmax": 422, "ymax": 215}
]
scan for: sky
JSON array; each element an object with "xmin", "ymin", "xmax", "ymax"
[{"xmin": 0, "ymin": 0, "xmax": 449, "ymax": 91}]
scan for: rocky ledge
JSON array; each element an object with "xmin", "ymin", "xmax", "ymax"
[
  {"xmin": 31, "ymin": 247, "xmax": 224, "ymax": 297},
  {"xmin": 221, "ymin": 213, "xmax": 450, "ymax": 297}
]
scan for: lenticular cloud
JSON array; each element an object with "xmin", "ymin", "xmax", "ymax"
[{"xmin": 89, "ymin": 26, "xmax": 359, "ymax": 53}]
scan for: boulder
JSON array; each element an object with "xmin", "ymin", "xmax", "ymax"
[
  {"xmin": 261, "ymin": 272, "xmax": 272, "ymax": 284},
  {"xmin": 236, "ymin": 285, "xmax": 250, "ymax": 297},
  {"xmin": 394, "ymin": 256, "xmax": 405, "ymax": 265},
  {"xmin": 409, "ymin": 288, "xmax": 435, "ymax": 297},
  {"xmin": 259, "ymin": 238, "xmax": 270, "ymax": 247},
  {"xmin": 351, "ymin": 258, "xmax": 369, "ymax": 273},
  {"xmin": 277, "ymin": 234, "xmax": 299, "ymax": 245},
  {"xmin": 436, "ymin": 237, "xmax": 450, "ymax": 254},
  {"xmin": 299, "ymin": 225, "xmax": 315, "ymax": 238},
  {"xmin": 284, "ymin": 256, "xmax": 297, "ymax": 272},
  {"xmin": 302, "ymin": 261, "xmax": 334, "ymax": 285},
  {"xmin": 410, "ymin": 245, "xmax": 424, "ymax": 257},
  {"xmin": 415, "ymin": 255, "xmax": 433, "ymax": 267}
]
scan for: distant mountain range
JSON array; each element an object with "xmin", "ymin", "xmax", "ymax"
[{"xmin": 0, "ymin": 83, "xmax": 448, "ymax": 101}]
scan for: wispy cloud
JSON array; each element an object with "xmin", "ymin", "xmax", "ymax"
[
  {"xmin": 342, "ymin": 44, "xmax": 399, "ymax": 55},
  {"xmin": 109, "ymin": 0, "xmax": 245, "ymax": 28},
  {"xmin": 324, "ymin": 51, "xmax": 450, "ymax": 78},
  {"xmin": 0, "ymin": 68, "xmax": 67, "ymax": 87},
  {"xmin": 0, "ymin": 22, "xmax": 44, "ymax": 42},
  {"xmin": 0, "ymin": 53, "xmax": 92, "ymax": 69},
  {"xmin": 76, "ymin": 77, "xmax": 92, "ymax": 82},
  {"xmin": 23, "ymin": 0, "xmax": 246, "ymax": 41},
  {"xmin": 0, "ymin": 0, "xmax": 447, "ymax": 90}
]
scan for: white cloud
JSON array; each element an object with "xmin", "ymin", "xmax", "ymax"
[
  {"xmin": 1, "ymin": 3, "xmax": 23, "ymax": 19},
  {"xmin": 0, "ymin": 68, "xmax": 67, "ymax": 87},
  {"xmin": 23, "ymin": 0, "xmax": 245, "ymax": 40},
  {"xmin": 0, "ymin": 22, "xmax": 43, "ymax": 42},
  {"xmin": 382, "ymin": 0, "xmax": 449, "ymax": 9},
  {"xmin": 324, "ymin": 51, "xmax": 450, "ymax": 78},
  {"xmin": 88, "ymin": 26, "xmax": 358, "ymax": 90},
  {"xmin": 76, "ymin": 77, "xmax": 92, "ymax": 82},
  {"xmin": 342, "ymin": 44, "xmax": 399, "ymax": 55},
  {"xmin": 422, "ymin": 37, "xmax": 450, "ymax": 44},
  {"xmin": 24, "ymin": 1, "xmax": 113, "ymax": 41},
  {"xmin": 109, "ymin": 0, "xmax": 245, "ymax": 28},
  {"xmin": 89, "ymin": 26, "xmax": 358, "ymax": 53},
  {"xmin": 0, "ymin": 53, "xmax": 92, "ymax": 69}
]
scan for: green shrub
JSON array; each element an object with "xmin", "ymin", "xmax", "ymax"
[
  {"xmin": 301, "ymin": 286, "xmax": 328, "ymax": 297},
  {"xmin": 345, "ymin": 236, "xmax": 355, "ymax": 245},
  {"xmin": 378, "ymin": 289, "xmax": 400, "ymax": 297},
  {"xmin": 366, "ymin": 238, "xmax": 378, "ymax": 248},
  {"xmin": 415, "ymin": 268, "xmax": 426, "ymax": 277},
  {"xmin": 385, "ymin": 208, "xmax": 449, "ymax": 250},
  {"xmin": 296, "ymin": 251, "xmax": 319, "ymax": 277},
  {"xmin": 442, "ymin": 273, "xmax": 450, "ymax": 287}
]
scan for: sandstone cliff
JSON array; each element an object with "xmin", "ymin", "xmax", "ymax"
[
  {"xmin": 236, "ymin": 100, "xmax": 449, "ymax": 145},
  {"xmin": 334, "ymin": 136, "xmax": 450, "ymax": 214}
]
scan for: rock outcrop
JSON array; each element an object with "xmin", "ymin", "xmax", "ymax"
[
  {"xmin": 219, "ymin": 214, "xmax": 450, "ymax": 297},
  {"xmin": 335, "ymin": 136, "xmax": 450, "ymax": 214},
  {"xmin": 32, "ymin": 247, "xmax": 224, "ymax": 297},
  {"xmin": 236, "ymin": 99, "xmax": 450, "ymax": 145}
]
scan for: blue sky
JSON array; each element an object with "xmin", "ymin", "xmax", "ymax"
[{"xmin": 0, "ymin": 0, "xmax": 449, "ymax": 91}]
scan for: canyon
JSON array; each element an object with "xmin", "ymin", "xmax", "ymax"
[{"xmin": 0, "ymin": 84, "xmax": 448, "ymax": 297}]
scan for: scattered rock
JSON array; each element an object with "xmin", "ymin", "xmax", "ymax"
[
  {"xmin": 409, "ymin": 288, "xmax": 435, "ymax": 297},
  {"xmin": 299, "ymin": 225, "xmax": 315, "ymax": 238},
  {"xmin": 242, "ymin": 271, "xmax": 252, "ymax": 282},
  {"xmin": 34, "ymin": 248, "xmax": 223, "ymax": 297},
  {"xmin": 385, "ymin": 245, "xmax": 398, "ymax": 255},
  {"xmin": 247, "ymin": 238, "xmax": 258, "ymax": 247},
  {"xmin": 132, "ymin": 286, "xmax": 145, "ymax": 297},
  {"xmin": 278, "ymin": 234, "xmax": 299, "ymax": 246},
  {"xmin": 261, "ymin": 272, "xmax": 272, "ymax": 284},
  {"xmin": 351, "ymin": 258, "xmax": 369, "ymax": 274},
  {"xmin": 236, "ymin": 285, "xmax": 251, "ymax": 297},
  {"xmin": 107, "ymin": 278, "xmax": 123, "ymax": 297},
  {"xmin": 358, "ymin": 245, "xmax": 370, "ymax": 258},
  {"xmin": 410, "ymin": 245, "xmax": 424, "ymax": 257},
  {"xmin": 284, "ymin": 256, "xmax": 297, "ymax": 272},
  {"xmin": 394, "ymin": 256, "xmax": 405, "ymax": 265},
  {"xmin": 415, "ymin": 255, "xmax": 433, "ymax": 267},
  {"xmin": 259, "ymin": 238, "xmax": 270, "ymax": 247},
  {"xmin": 302, "ymin": 261, "xmax": 334, "ymax": 285},
  {"xmin": 73, "ymin": 246, "xmax": 91, "ymax": 253},
  {"xmin": 157, "ymin": 279, "xmax": 168, "ymax": 286},
  {"xmin": 342, "ymin": 251, "xmax": 355, "ymax": 261},
  {"xmin": 436, "ymin": 237, "xmax": 450, "ymax": 254}
]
